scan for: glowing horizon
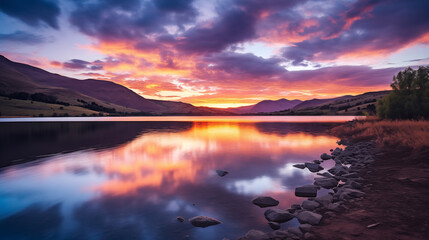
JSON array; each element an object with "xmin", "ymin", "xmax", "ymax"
[{"xmin": 1, "ymin": 0, "xmax": 428, "ymax": 108}]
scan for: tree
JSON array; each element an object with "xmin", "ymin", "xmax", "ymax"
[{"xmin": 377, "ymin": 66, "xmax": 429, "ymax": 119}]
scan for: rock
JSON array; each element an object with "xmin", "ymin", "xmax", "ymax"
[
  {"xmin": 328, "ymin": 164, "xmax": 349, "ymax": 176},
  {"xmin": 177, "ymin": 216, "xmax": 185, "ymax": 222},
  {"xmin": 295, "ymin": 185, "xmax": 319, "ymax": 197},
  {"xmin": 288, "ymin": 226, "xmax": 303, "ymax": 238},
  {"xmin": 264, "ymin": 209, "xmax": 295, "ymax": 223},
  {"xmin": 297, "ymin": 211, "xmax": 323, "ymax": 225},
  {"xmin": 302, "ymin": 200, "xmax": 320, "ymax": 210},
  {"xmin": 326, "ymin": 202, "xmax": 343, "ymax": 212},
  {"xmin": 304, "ymin": 232, "xmax": 317, "ymax": 240},
  {"xmin": 299, "ymin": 224, "xmax": 312, "ymax": 233},
  {"xmin": 239, "ymin": 230, "xmax": 269, "ymax": 240},
  {"xmin": 189, "ymin": 216, "xmax": 221, "ymax": 228},
  {"xmin": 293, "ymin": 164, "xmax": 306, "ymax": 169},
  {"xmin": 314, "ymin": 194, "xmax": 333, "ymax": 207},
  {"xmin": 336, "ymin": 188, "xmax": 365, "ymax": 201},
  {"xmin": 317, "ymin": 172, "xmax": 334, "ymax": 178},
  {"xmin": 337, "ymin": 139, "xmax": 348, "ymax": 145},
  {"xmin": 291, "ymin": 204, "xmax": 301, "ymax": 210},
  {"xmin": 313, "ymin": 160, "xmax": 321, "ymax": 164},
  {"xmin": 331, "ymin": 147, "xmax": 342, "ymax": 156},
  {"xmin": 314, "ymin": 177, "xmax": 338, "ymax": 189},
  {"xmin": 216, "ymin": 170, "xmax": 228, "ymax": 177},
  {"xmin": 305, "ymin": 163, "xmax": 324, "ymax": 172},
  {"xmin": 320, "ymin": 153, "xmax": 332, "ymax": 160},
  {"xmin": 268, "ymin": 221, "xmax": 281, "ymax": 230},
  {"xmin": 252, "ymin": 196, "xmax": 279, "ymax": 208}
]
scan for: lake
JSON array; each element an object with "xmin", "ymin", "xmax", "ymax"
[{"xmin": 0, "ymin": 116, "xmax": 356, "ymax": 240}]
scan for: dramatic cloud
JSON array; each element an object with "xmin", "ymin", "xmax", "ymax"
[
  {"xmin": 0, "ymin": 0, "xmax": 61, "ymax": 29},
  {"xmin": 282, "ymin": 0, "xmax": 429, "ymax": 65},
  {"xmin": 2, "ymin": 0, "xmax": 428, "ymax": 108}
]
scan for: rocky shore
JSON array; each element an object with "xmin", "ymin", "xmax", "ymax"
[{"xmin": 238, "ymin": 139, "xmax": 377, "ymax": 240}]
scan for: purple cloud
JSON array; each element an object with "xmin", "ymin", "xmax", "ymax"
[{"xmin": 0, "ymin": 0, "xmax": 61, "ymax": 29}]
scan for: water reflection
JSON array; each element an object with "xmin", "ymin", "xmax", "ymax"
[{"xmin": 0, "ymin": 119, "xmax": 343, "ymax": 240}]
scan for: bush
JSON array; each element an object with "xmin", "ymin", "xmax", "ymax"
[
  {"xmin": 377, "ymin": 66, "xmax": 429, "ymax": 119},
  {"xmin": 10, "ymin": 92, "xmax": 30, "ymax": 100}
]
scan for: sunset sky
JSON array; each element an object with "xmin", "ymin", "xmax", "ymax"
[{"xmin": 1, "ymin": 0, "xmax": 428, "ymax": 108}]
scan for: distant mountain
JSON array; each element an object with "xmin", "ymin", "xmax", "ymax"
[
  {"xmin": 0, "ymin": 55, "xmax": 228, "ymax": 115},
  {"xmin": 227, "ymin": 98, "xmax": 302, "ymax": 114},
  {"xmin": 273, "ymin": 91, "xmax": 390, "ymax": 115}
]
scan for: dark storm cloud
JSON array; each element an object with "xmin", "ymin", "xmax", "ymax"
[
  {"xmin": 0, "ymin": 31, "xmax": 46, "ymax": 44},
  {"xmin": 282, "ymin": 0, "xmax": 429, "ymax": 65},
  {"xmin": 0, "ymin": 0, "xmax": 60, "ymax": 29}
]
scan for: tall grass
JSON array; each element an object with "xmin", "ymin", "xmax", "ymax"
[{"xmin": 330, "ymin": 119, "xmax": 429, "ymax": 149}]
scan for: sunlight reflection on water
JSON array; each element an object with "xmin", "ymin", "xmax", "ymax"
[{"xmin": 0, "ymin": 117, "xmax": 352, "ymax": 240}]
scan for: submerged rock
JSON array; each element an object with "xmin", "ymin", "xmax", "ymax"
[
  {"xmin": 268, "ymin": 221, "xmax": 281, "ymax": 230},
  {"xmin": 252, "ymin": 196, "xmax": 279, "ymax": 208},
  {"xmin": 177, "ymin": 216, "xmax": 185, "ymax": 222},
  {"xmin": 295, "ymin": 185, "xmax": 319, "ymax": 197},
  {"xmin": 216, "ymin": 170, "xmax": 229, "ymax": 177},
  {"xmin": 264, "ymin": 209, "xmax": 295, "ymax": 223},
  {"xmin": 297, "ymin": 211, "xmax": 323, "ymax": 225},
  {"xmin": 305, "ymin": 163, "xmax": 324, "ymax": 172},
  {"xmin": 293, "ymin": 164, "xmax": 306, "ymax": 169},
  {"xmin": 189, "ymin": 216, "xmax": 221, "ymax": 228},
  {"xmin": 320, "ymin": 153, "xmax": 332, "ymax": 160}
]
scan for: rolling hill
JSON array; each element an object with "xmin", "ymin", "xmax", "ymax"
[{"xmin": 0, "ymin": 55, "xmax": 228, "ymax": 116}]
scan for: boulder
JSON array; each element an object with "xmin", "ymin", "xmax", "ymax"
[
  {"xmin": 268, "ymin": 221, "xmax": 281, "ymax": 230},
  {"xmin": 320, "ymin": 153, "xmax": 332, "ymax": 160},
  {"xmin": 314, "ymin": 177, "xmax": 338, "ymax": 189},
  {"xmin": 299, "ymin": 224, "xmax": 312, "ymax": 233},
  {"xmin": 216, "ymin": 170, "xmax": 228, "ymax": 177},
  {"xmin": 297, "ymin": 211, "xmax": 323, "ymax": 225},
  {"xmin": 314, "ymin": 194, "xmax": 333, "ymax": 207},
  {"xmin": 295, "ymin": 185, "xmax": 319, "ymax": 197},
  {"xmin": 336, "ymin": 188, "xmax": 365, "ymax": 201},
  {"xmin": 288, "ymin": 226, "xmax": 303, "ymax": 238},
  {"xmin": 252, "ymin": 196, "xmax": 279, "ymax": 208},
  {"xmin": 264, "ymin": 209, "xmax": 295, "ymax": 223},
  {"xmin": 189, "ymin": 216, "xmax": 221, "ymax": 228},
  {"xmin": 313, "ymin": 160, "xmax": 321, "ymax": 164},
  {"xmin": 302, "ymin": 200, "xmax": 320, "ymax": 210},
  {"xmin": 293, "ymin": 164, "xmax": 306, "ymax": 169},
  {"xmin": 305, "ymin": 163, "xmax": 324, "ymax": 172}
]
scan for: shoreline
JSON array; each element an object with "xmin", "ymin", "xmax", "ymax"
[{"xmin": 239, "ymin": 120, "xmax": 429, "ymax": 240}]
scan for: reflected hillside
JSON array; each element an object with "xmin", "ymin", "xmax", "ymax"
[{"xmin": 0, "ymin": 122, "xmax": 192, "ymax": 168}]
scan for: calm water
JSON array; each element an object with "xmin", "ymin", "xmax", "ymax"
[{"xmin": 0, "ymin": 116, "xmax": 355, "ymax": 240}]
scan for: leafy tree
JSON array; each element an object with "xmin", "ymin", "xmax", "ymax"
[{"xmin": 377, "ymin": 66, "xmax": 429, "ymax": 119}]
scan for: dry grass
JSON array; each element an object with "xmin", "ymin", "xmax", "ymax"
[{"xmin": 331, "ymin": 118, "xmax": 429, "ymax": 149}]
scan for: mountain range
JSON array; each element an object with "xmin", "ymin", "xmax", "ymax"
[{"xmin": 0, "ymin": 55, "xmax": 389, "ymax": 117}]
